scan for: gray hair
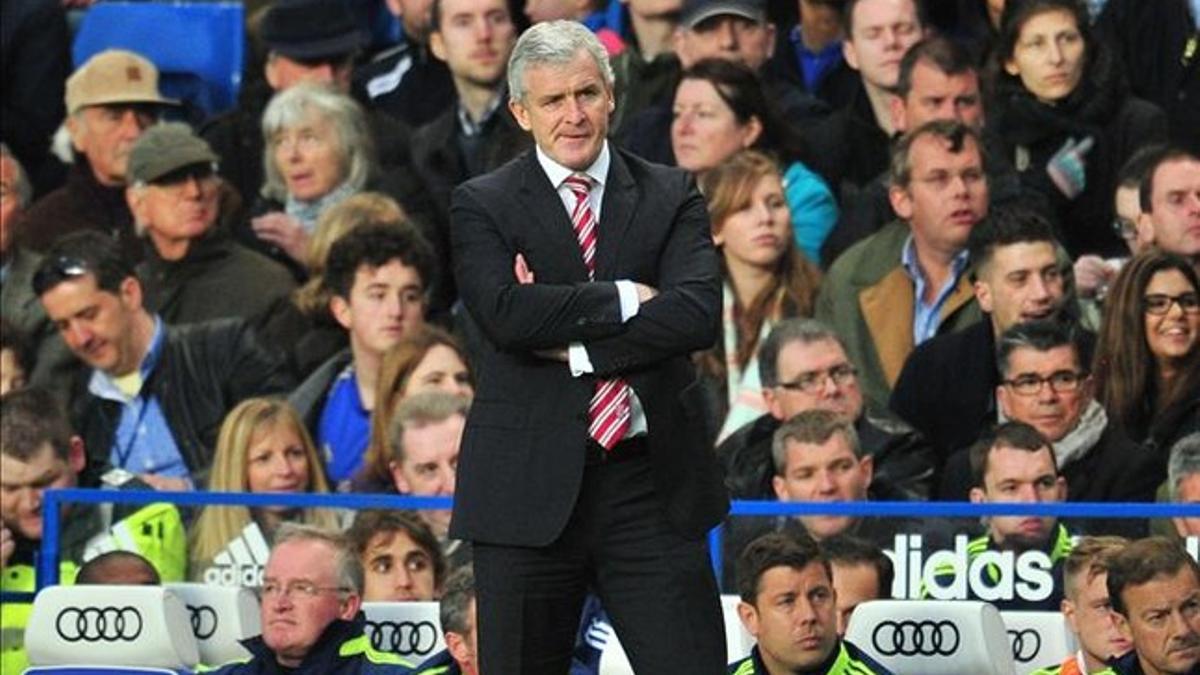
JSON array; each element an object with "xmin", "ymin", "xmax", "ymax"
[
  {"xmin": 995, "ymin": 320, "xmax": 1084, "ymax": 378},
  {"xmin": 757, "ymin": 319, "xmax": 847, "ymax": 387},
  {"xmin": 0, "ymin": 144, "xmax": 33, "ymax": 208},
  {"xmin": 260, "ymin": 83, "xmax": 372, "ymax": 202},
  {"xmin": 1168, "ymin": 433, "xmax": 1200, "ymax": 502},
  {"xmin": 439, "ymin": 564, "xmax": 475, "ymax": 635},
  {"xmin": 507, "ymin": 20, "xmax": 614, "ymax": 104},
  {"xmin": 388, "ymin": 390, "xmax": 470, "ymax": 463},
  {"xmin": 272, "ymin": 522, "xmax": 364, "ymax": 595},
  {"xmin": 772, "ymin": 409, "xmax": 862, "ymax": 476}
]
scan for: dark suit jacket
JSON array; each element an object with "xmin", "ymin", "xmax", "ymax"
[{"xmin": 448, "ymin": 147, "xmax": 728, "ymax": 547}]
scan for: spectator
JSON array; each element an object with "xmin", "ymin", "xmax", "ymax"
[
  {"xmin": 798, "ymin": 0, "xmax": 926, "ymax": 199},
  {"xmin": 696, "ymin": 151, "xmax": 822, "ymax": 442},
  {"xmin": 770, "ymin": 409, "xmax": 918, "ymax": 549},
  {"xmin": 1168, "ymin": 434, "xmax": 1200, "ymax": 540},
  {"xmin": 125, "ymin": 123, "xmax": 303, "ymax": 349},
  {"xmin": 17, "ymin": 50, "xmax": 173, "ymax": 261},
  {"xmin": 348, "ymin": 509, "xmax": 444, "ymax": 602},
  {"xmin": 676, "ymin": 61, "xmax": 838, "ymax": 262},
  {"xmin": 0, "ymin": 388, "xmax": 186, "ymax": 673},
  {"xmin": 762, "ymin": 0, "xmax": 860, "ymax": 113},
  {"xmin": 357, "ymin": 325, "xmax": 473, "ymax": 492},
  {"xmin": 75, "ymin": 550, "xmax": 161, "ymax": 585},
  {"xmin": 1107, "ymin": 537, "xmax": 1200, "ymax": 675},
  {"xmin": 816, "ymin": 120, "xmax": 985, "ymax": 410},
  {"xmin": 608, "ymin": 0, "xmax": 682, "ymax": 137},
  {"xmin": 412, "ymin": 565, "xmax": 479, "ymax": 675},
  {"xmin": 953, "ymin": 421, "xmax": 1073, "ymax": 610},
  {"xmin": 891, "ymin": 206, "xmax": 1072, "ymax": 463},
  {"xmin": 201, "ymin": 0, "xmax": 416, "ymax": 229},
  {"xmin": 207, "ymin": 523, "xmax": 411, "ymax": 672},
  {"xmin": 34, "ymin": 231, "xmax": 294, "ymax": 490},
  {"xmin": 383, "ymin": 392, "xmax": 467, "ymax": 560},
  {"xmin": 731, "ymin": 532, "xmax": 892, "ymax": 674},
  {"xmin": 289, "ymin": 224, "xmax": 434, "ymax": 484},
  {"xmin": 1094, "ymin": 251, "xmax": 1200, "ymax": 450},
  {"xmin": 1133, "ymin": 147, "xmax": 1200, "ymax": 276},
  {"xmin": 291, "ymin": 192, "xmax": 409, "ymax": 375},
  {"xmin": 718, "ymin": 318, "xmax": 936, "ymax": 503},
  {"xmin": 821, "ymin": 534, "xmax": 894, "ymax": 637},
  {"xmin": 1034, "ymin": 536, "xmax": 1133, "ymax": 675},
  {"xmin": 405, "ymin": 0, "xmax": 529, "ymax": 314},
  {"xmin": 0, "ymin": 319, "xmax": 30, "ymax": 395},
  {"xmin": 245, "ymin": 84, "xmax": 382, "ymax": 277},
  {"xmin": 988, "ymin": 0, "xmax": 1166, "ymax": 258},
  {"xmin": 352, "ymin": 0, "xmax": 456, "ymax": 128},
  {"xmin": 189, "ymin": 398, "xmax": 339, "ymax": 585}
]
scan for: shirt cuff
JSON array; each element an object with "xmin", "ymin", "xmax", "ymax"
[
  {"xmin": 615, "ymin": 280, "xmax": 640, "ymax": 322},
  {"xmin": 568, "ymin": 342, "xmax": 594, "ymax": 376}
]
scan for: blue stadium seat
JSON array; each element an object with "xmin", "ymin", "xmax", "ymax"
[{"xmin": 72, "ymin": 1, "xmax": 244, "ymax": 117}]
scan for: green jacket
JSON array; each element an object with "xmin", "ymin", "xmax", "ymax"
[{"xmin": 815, "ymin": 220, "xmax": 980, "ymax": 410}]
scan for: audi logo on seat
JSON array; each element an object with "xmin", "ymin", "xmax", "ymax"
[
  {"xmin": 1008, "ymin": 628, "xmax": 1042, "ymax": 663},
  {"xmin": 365, "ymin": 619, "xmax": 439, "ymax": 656},
  {"xmin": 188, "ymin": 604, "xmax": 219, "ymax": 640},
  {"xmin": 55, "ymin": 607, "xmax": 144, "ymax": 642},
  {"xmin": 871, "ymin": 619, "xmax": 961, "ymax": 656}
]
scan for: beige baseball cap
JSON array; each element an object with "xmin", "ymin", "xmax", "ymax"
[{"xmin": 65, "ymin": 49, "xmax": 178, "ymax": 116}]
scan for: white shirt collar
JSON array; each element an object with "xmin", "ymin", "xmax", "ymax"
[{"xmin": 535, "ymin": 140, "xmax": 610, "ymax": 190}]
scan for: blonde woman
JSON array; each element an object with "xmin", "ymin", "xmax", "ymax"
[
  {"xmin": 699, "ymin": 150, "xmax": 822, "ymax": 443},
  {"xmin": 190, "ymin": 398, "xmax": 339, "ymax": 584}
]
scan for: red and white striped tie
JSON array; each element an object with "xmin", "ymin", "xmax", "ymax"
[{"xmin": 564, "ymin": 174, "xmax": 632, "ymax": 450}]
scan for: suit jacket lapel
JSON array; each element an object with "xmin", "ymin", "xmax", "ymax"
[
  {"xmin": 596, "ymin": 150, "xmax": 637, "ymax": 281},
  {"xmin": 516, "ymin": 151, "xmax": 590, "ymax": 281}
]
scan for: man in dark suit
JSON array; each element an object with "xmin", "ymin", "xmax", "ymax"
[{"xmin": 448, "ymin": 19, "xmax": 728, "ymax": 674}]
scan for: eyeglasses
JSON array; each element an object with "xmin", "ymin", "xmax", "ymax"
[
  {"xmin": 1144, "ymin": 293, "xmax": 1200, "ymax": 315},
  {"xmin": 261, "ymin": 579, "xmax": 351, "ymax": 600},
  {"xmin": 31, "ymin": 256, "xmax": 90, "ymax": 296},
  {"xmin": 1002, "ymin": 370, "xmax": 1087, "ymax": 396},
  {"xmin": 1112, "ymin": 216, "xmax": 1138, "ymax": 241},
  {"xmin": 776, "ymin": 364, "xmax": 858, "ymax": 394}
]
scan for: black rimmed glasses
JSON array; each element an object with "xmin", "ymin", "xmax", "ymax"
[
  {"xmin": 1144, "ymin": 293, "xmax": 1200, "ymax": 315},
  {"xmin": 776, "ymin": 364, "xmax": 858, "ymax": 394},
  {"xmin": 1002, "ymin": 370, "xmax": 1087, "ymax": 396}
]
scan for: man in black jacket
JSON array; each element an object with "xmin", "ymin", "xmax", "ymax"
[{"xmin": 34, "ymin": 231, "xmax": 293, "ymax": 489}]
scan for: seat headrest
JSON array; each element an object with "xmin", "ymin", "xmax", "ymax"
[
  {"xmin": 360, "ymin": 601, "xmax": 446, "ymax": 664},
  {"xmin": 1001, "ymin": 610, "xmax": 1077, "ymax": 669},
  {"xmin": 845, "ymin": 600, "xmax": 1015, "ymax": 675},
  {"xmin": 720, "ymin": 594, "xmax": 756, "ymax": 662},
  {"xmin": 164, "ymin": 582, "xmax": 261, "ymax": 665},
  {"xmin": 25, "ymin": 585, "xmax": 199, "ymax": 669}
]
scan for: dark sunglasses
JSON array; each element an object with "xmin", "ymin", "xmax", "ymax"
[{"xmin": 32, "ymin": 256, "xmax": 90, "ymax": 296}]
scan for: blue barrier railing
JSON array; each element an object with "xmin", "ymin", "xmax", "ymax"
[{"xmin": 19, "ymin": 488, "xmax": 1200, "ymax": 598}]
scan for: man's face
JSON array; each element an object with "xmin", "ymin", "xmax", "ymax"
[
  {"xmin": 0, "ymin": 443, "xmax": 82, "ymax": 541},
  {"xmin": 1064, "ymin": 570, "xmax": 1133, "ymax": 666},
  {"xmin": 40, "ymin": 274, "xmax": 145, "ymax": 376},
  {"xmin": 446, "ymin": 598, "xmax": 480, "ymax": 675},
  {"xmin": 261, "ymin": 539, "xmax": 359, "ymax": 667},
  {"xmin": 799, "ymin": 0, "xmax": 843, "ymax": 51},
  {"xmin": 764, "ymin": 338, "xmax": 864, "ymax": 423},
  {"xmin": 891, "ymin": 61, "xmax": 983, "ymax": 132},
  {"xmin": 264, "ymin": 53, "xmax": 354, "ymax": 93},
  {"xmin": 831, "ymin": 561, "xmax": 881, "ymax": 637},
  {"xmin": 67, "ymin": 105, "xmax": 157, "ymax": 187},
  {"xmin": 360, "ymin": 530, "xmax": 438, "ymax": 602},
  {"xmin": 386, "ymin": 0, "xmax": 436, "ymax": 43},
  {"xmin": 773, "ymin": 434, "xmax": 873, "ymax": 540},
  {"xmin": 890, "ymin": 134, "xmax": 988, "ymax": 257},
  {"xmin": 739, "ymin": 562, "xmax": 839, "ymax": 671},
  {"xmin": 1138, "ymin": 158, "xmax": 1200, "ymax": 260},
  {"xmin": 673, "ymin": 14, "xmax": 775, "ymax": 70},
  {"xmin": 390, "ymin": 414, "xmax": 464, "ymax": 537},
  {"xmin": 331, "ymin": 260, "xmax": 426, "ymax": 361},
  {"xmin": 975, "ymin": 240, "xmax": 1065, "ymax": 334},
  {"xmin": 430, "ymin": 0, "xmax": 515, "ymax": 88},
  {"xmin": 998, "ymin": 345, "xmax": 1091, "ymax": 442},
  {"xmin": 509, "ymin": 49, "xmax": 614, "ymax": 171},
  {"xmin": 1173, "ymin": 473, "xmax": 1200, "ymax": 538},
  {"xmin": 127, "ymin": 169, "xmax": 220, "ymax": 257},
  {"xmin": 0, "ymin": 348, "xmax": 27, "ymax": 396},
  {"xmin": 969, "ymin": 444, "xmax": 1065, "ymax": 551},
  {"xmin": 0, "ymin": 154, "xmax": 22, "ymax": 255},
  {"xmin": 1114, "ymin": 568, "xmax": 1200, "ymax": 675},
  {"xmin": 1116, "ymin": 184, "xmax": 1144, "ymax": 253},
  {"xmin": 843, "ymin": 0, "xmax": 922, "ymax": 91}
]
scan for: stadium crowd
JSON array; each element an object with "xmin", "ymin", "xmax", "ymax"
[{"xmin": 1, "ymin": 0, "xmax": 1199, "ymax": 672}]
